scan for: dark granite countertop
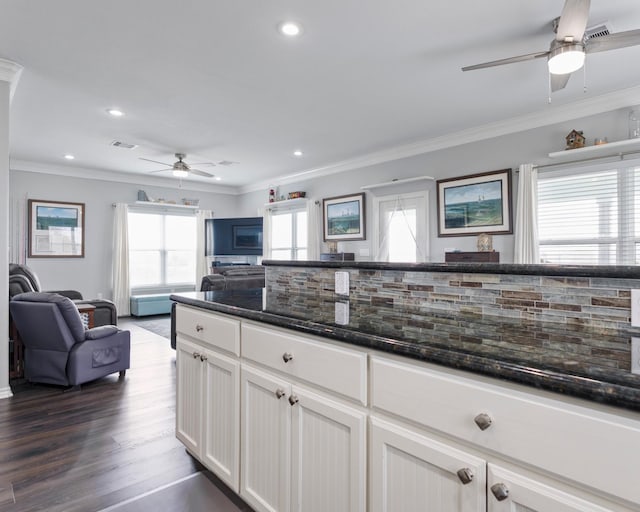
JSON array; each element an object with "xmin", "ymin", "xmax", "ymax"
[
  {"xmin": 262, "ymin": 259, "xmax": 640, "ymax": 279},
  {"xmin": 171, "ymin": 289, "xmax": 640, "ymax": 413}
]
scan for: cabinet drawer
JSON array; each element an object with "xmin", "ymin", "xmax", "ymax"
[
  {"xmin": 241, "ymin": 322, "xmax": 367, "ymax": 405},
  {"xmin": 371, "ymin": 357, "xmax": 640, "ymax": 506},
  {"xmin": 176, "ymin": 305, "xmax": 240, "ymax": 356}
]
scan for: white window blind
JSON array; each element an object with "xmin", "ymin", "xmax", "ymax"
[{"xmin": 537, "ymin": 159, "xmax": 640, "ymax": 265}]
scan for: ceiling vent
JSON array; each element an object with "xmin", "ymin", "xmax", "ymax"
[
  {"xmin": 217, "ymin": 160, "xmax": 238, "ymax": 166},
  {"xmin": 110, "ymin": 140, "xmax": 138, "ymax": 150},
  {"xmin": 585, "ymin": 21, "xmax": 611, "ymax": 40}
]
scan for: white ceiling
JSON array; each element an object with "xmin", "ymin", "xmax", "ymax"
[{"xmin": 2, "ymin": 0, "xmax": 640, "ymax": 193}]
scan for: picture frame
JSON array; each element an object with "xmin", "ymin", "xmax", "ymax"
[
  {"xmin": 323, "ymin": 193, "xmax": 366, "ymax": 241},
  {"xmin": 28, "ymin": 199, "xmax": 85, "ymax": 257},
  {"xmin": 436, "ymin": 169, "xmax": 512, "ymax": 237}
]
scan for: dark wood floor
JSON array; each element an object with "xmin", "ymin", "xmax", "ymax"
[{"xmin": 0, "ymin": 320, "xmax": 245, "ymax": 512}]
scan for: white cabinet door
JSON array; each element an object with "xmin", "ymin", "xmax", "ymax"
[
  {"xmin": 290, "ymin": 386, "xmax": 366, "ymax": 512},
  {"xmin": 487, "ymin": 465, "xmax": 614, "ymax": 512},
  {"xmin": 175, "ymin": 338, "xmax": 204, "ymax": 455},
  {"xmin": 370, "ymin": 416, "xmax": 486, "ymax": 512},
  {"xmin": 240, "ymin": 365, "xmax": 292, "ymax": 512},
  {"xmin": 201, "ymin": 348, "xmax": 240, "ymax": 493}
]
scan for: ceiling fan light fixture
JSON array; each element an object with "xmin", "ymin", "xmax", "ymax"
[
  {"xmin": 548, "ymin": 43, "xmax": 585, "ymax": 74},
  {"xmin": 172, "ymin": 169, "xmax": 189, "ymax": 178}
]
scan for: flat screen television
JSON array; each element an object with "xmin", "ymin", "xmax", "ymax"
[{"xmin": 205, "ymin": 217, "xmax": 263, "ymax": 256}]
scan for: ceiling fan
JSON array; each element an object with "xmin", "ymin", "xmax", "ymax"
[
  {"xmin": 140, "ymin": 153, "xmax": 216, "ymax": 178},
  {"xmin": 462, "ymin": 0, "xmax": 640, "ymax": 92}
]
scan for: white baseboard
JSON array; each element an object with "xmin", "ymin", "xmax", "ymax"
[{"xmin": 0, "ymin": 386, "xmax": 14, "ymax": 399}]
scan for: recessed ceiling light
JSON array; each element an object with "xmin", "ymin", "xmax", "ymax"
[
  {"xmin": 279, "ymin": 21, "xmax": 301, "ymax": 37},
  {"xmin": 293, "ymin": 150, "xmax": 303, "ymax": 157},
  {"xmin": 106, "ymin": 108, "xmax": 125, "ymax": 117},
  {"xmin": 64, "ymin": 154, "xmax": 75, "ymax": 160}
]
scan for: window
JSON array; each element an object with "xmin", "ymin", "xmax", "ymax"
[
  {"xmin": 537, "ymin": 161, "xmax": 640, "ymax": 265},
  {"xmin": 128, "ymin": 210, "xmax": 197, "ymax": 289},
  {"xmin": 270, "ymin": 208, "xmax": 307, "ymax": 260},
  {"xmin": 373, "ymin": 192, "xmax": 428, "ymax": 262}
]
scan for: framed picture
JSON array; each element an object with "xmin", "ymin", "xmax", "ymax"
[
  {"xmin": 323, "ymin": 193, "xmax": 366, "ymax": 241},
  {"xmin": 28, "ymin": 199, "xmax": 85, "ymax": 257},
  {"xmin": 436, "ymin": 169, "xmax": 512, "ymax": 237}
]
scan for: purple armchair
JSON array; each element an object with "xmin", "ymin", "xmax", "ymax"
[{"xmin": 9, "ymin": 292, "xmax": 130, "ymax": 388}]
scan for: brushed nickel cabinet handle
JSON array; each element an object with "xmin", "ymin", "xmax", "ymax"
[
  {"xmin": 195, "ymin": 324, "xmax": 204, "ymax": 332},
  {"xmin": 288, "ymin": 394, "xmax": 299, "ymax": 406},
  {"xmin": 192, "ymin": 352, "xmax": 200, "ymax": 359},
  {"xmin": 456, "ymin": 468, "xmax": 474, "ymax": 485},
  {"xmin": 282, "ymin": 352, "xmax": 294, "ymax": 363},
  {"xmin": 275, "ymin": 389, "xmax": 286, "ymax": 399},
  {"xmin": 474, "ymin": 413, "xmax": 493, "ymax": 431},
  {"xmin": 200, "ymin": 355, "xmax": 207, "ymax": 362},
  {"xmin": 490, "ymin": 483, "xmax": 510, "ymax": 501}
]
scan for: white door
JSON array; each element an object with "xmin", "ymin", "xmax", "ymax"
[
  {"xmin": 201, "ymin": 348, "xmax": 240, "ymax": 493},
  {"xmin": 175, "ymin": 338, "xmax": 203, "ymax": 456},
  {"xmin": 487, "ymin": 465, "xmax": 614, "ymax": 512},
  {"xmin": 290, "ymin": 386, "xmax": 366, "ymax": 512},
  {"xmin": 370, "ymin": 416, "xmax": 486, "ymax": 512},
  {"xmin": 373, "ymin": 191, "xmax": 429, "ymax": 262},
  {"xmin": 240, "ymin": 365, "xmax": 292, "ymax": 512}
]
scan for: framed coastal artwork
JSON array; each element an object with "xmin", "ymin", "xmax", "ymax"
[
  {"xmin": 28, "ymin": 199, "xmax": 85, "ymax": 257},
  {"xmin": 436, "ymin": 169, "xmax": 512, "ymax": 237},
  {"xmin": 323, "ymin": 193, "xmax": 366, "ymax": 241}
]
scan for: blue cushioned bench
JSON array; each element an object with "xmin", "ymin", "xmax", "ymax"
[{"xmin": 130, "ymin": 294, "xmax": 173, "ymax": 316}]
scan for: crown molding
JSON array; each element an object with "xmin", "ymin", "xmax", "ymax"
[
  {"xmin": 239, "ymin": 85, "xmax": 640, "ymax": 194},
  {"xmin": 10, "ymin": 159, "xmax": 241, "ymax": 195},
  {"xmin": 0, "ymin": 58, "xmax": 23, "ymax": 103}
]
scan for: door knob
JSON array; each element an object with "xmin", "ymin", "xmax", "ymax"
[
  {"xmin": 282, "ymin": 352, "xmax": 294, "ymax": 363},
  {"xmin": 490, "ymin": 483, "xmax": 509, "ymax": 501},
  {"xmin": 474, "ymin": 413, "xmax": 493, "ymax": 431},
  {"xmin": 456, "ymin": 468, "xmax": 474, "ymax": 485}
]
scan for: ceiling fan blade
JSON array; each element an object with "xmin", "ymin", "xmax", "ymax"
[
  {"xmin": 140, "ymin": 157, "xmax": 172, "ymax": 167},
  {"xmin": 586, "ymin": 29, "xmax": 640, "ymax": 53},
  {"xmin": 551, "ymin": 72, "xmax": 571, "ymax": 92},
  {"xmin": 188, "ymin": 162, "xmax": 216, "ymax": 167},
  {"xmin": 149, "ymin": 169, "xmax": 171, "ymax": 173},
  {"xmin": 556, "ymin": 0, "xmax": 590, "ymax": 42},
  {"xmin": 462, "ymin": 51, "xmax": 549, "ymax": 71},
  {"xmin": 189, "ymin": 168, "xmax": 215, "ymax": 178}
]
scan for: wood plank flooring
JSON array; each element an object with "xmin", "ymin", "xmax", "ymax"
[{"xmin": 0, "ymin": 320, "xmax": 247, "ymax": 512}]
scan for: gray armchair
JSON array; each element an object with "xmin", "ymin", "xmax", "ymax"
[
  {"xmin": 9, "ymin": 263, "xmax": 117, "ymax": 326},
  {"xmin": 9, "ymin": 292, "xmax": 130, "ymax": 388}
]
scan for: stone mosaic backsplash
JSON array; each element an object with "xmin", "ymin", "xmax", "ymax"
[{"xmin": 265, "ymin": 265, "xmax": 640, "ymax": 332}]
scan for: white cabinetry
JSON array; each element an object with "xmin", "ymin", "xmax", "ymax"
[
  {"xmin": 370, "ymin": 416, "xmax": 486, "ymax": 512},
  {"xmin": 175, "ymin": 305, "xmax": 241, "ymax": 492},
  {"xmin": 240, "ymin": 324, "xmax": 367, "ymax": 512}
]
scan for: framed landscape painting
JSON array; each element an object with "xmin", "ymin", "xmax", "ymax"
[
  {"xmin": 436, "ymin": 169, "xmax": 512, "ymax": 237},
  {"xmin": 323, "ymin": 193, "xmax": 366, "ymax": 241},
  {"xmin": 28, "ymin": 199, "xmax": 85, "ymax": 257}
]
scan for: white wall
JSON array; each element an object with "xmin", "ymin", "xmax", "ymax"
[
  {"xmin": 9, "ymin": 170, "xmax": 240, "ymax": 299},
  {"xmin": 238, "ymin": 108, "xmax": 630, "ymax": 263}
]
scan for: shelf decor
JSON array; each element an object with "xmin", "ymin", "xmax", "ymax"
[
  {"xmin": 323, "ymin": 193, "xmax": 366, "ymax": 241},
  {"xmin": 28, "ymin": 199, "xmax": 85, "ymax": 257},
  {"xmin": 437, "ymin": 169, "xmax": 512, "ymax": 237}
]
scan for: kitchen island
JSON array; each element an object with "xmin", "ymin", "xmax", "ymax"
[{"xmin": 171, "ymin": 261, "xmax": 640, "ymax": 512}]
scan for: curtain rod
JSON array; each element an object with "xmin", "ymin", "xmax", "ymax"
[{"xmin": 526, "ymin": 148, "xmax": 640, "ymax": 171}]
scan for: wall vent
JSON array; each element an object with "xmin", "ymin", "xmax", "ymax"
[
  {"xmin": 585, "ymin": 22, "xmax": 611, "ymax": 40},
  {"xmin": 110, "ymin": 140, "xmax": 138, "ymax": 150}
]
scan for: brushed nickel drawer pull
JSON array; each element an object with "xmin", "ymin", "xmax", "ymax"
[
  {"xmin": 282, "ymin": 352, "xmax": 294, "ymax": 363},
  {"xmin": 195, "ymin": 324, "xmax": 204, "ymax": 332},
  {"xmin": 456, "ymin": 468, "xmax": 474, "ymax": 485},
  {"xmin": 490, "ymin": 483, "xmax": 509, "ymax": 501},
  {"xmin": 474, "ymin": 412, "xmax": 493, "ymax": 431}
]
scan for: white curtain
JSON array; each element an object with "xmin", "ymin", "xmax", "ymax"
[
  {"xmin": 112, "ymin": 203, "xmax": 130, "ymax": 316},
  {"xmin": 195, "ymin": 209, "xmax": 213, "ymax": 285},
  {"xmin": 514, "ymin": 163, "xmax": 539, "ymax": 264},
  {"xmin": 307, "ymin": 199, "xmax": 321, "ymax": 260},
  {"xmin": 262, "ymin": 206, "xmax": 273, "ymax": 259}
]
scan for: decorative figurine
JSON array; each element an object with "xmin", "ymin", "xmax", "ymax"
[{"xmin": 565, "ymin": 129, "xmax": 586, "ymax": 150}]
